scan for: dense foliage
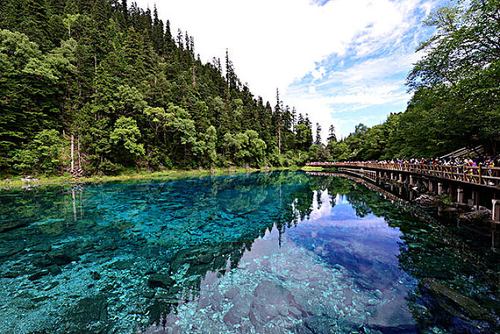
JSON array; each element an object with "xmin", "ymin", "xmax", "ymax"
[
  {"xmin": 1, "ymin": 0, "xmax": 497, "ymax": 175},
  {"xmin": 0, "ymin": 0, "xmax": 320, "ymax": 176},
  {"xmin": 329, "ymin": 0, "xmax": 500, "ymax": 161}
]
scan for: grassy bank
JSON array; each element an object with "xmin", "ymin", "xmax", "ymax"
[
  {"xmin": 300, "ymin": 166, "xmax": 325, "ymax": 172},
  {"xmin": 0, "ymin": 167, "xmax": 298, "ymax": 190}
]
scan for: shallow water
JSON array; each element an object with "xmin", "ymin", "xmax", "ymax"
[{"xmin": 0, "ymin": 172, "xmax": 498, "ymax": 333}]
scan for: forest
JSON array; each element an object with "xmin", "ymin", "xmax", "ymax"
[
  {"xmin": 0, "ymin": 0, "xmax": 322, "ymax": 176},
  {"xmin": 0, "ymin": 0, "xmax": 499, "ymax": 177}
]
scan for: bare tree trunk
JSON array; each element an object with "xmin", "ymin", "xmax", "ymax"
[
  {"xmin": 77, "ymin": 136, "xmax": 82, "ymax": 171},
  {"xmin": 278, "ymin": 127, "xmax": 282, "ymax": 155},
  {"xmin": 71, "ymin": 135, "xmax": 75, "ymax": 174}
]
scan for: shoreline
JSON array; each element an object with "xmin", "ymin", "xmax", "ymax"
[{"xmin": 0, "ymin": 167, "xmax": 299, "ymax": 190}]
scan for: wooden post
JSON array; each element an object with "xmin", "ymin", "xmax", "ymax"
[
  {"xmin": 492, "ymin": 200, "xmax": 500, "ymax": 224},
  {"xmin": 450, "ymin": 184, "xmax": 456, "ymax": 199},
  {"xmin": 428, "ymin": 180, "xmax": 436, "ymax": 193},
  {"xmin": 438, "ymin": 183, "xmax": 443, "ymax": 195},
  {"xmin": 472, "ymin": 191, "xmax": 479, "ymax": 210},
  {"xmin": 457, "ymin": 187, "xmax": 465, "ymax": 204},
  {"xmin": 479, "ymin": 164, "xmax": 483, "ymax": 184}
]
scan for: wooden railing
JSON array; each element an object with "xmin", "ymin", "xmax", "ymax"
[{"xmin": 307, "ymin": 162, "xmax": 500, "ymax": 188}]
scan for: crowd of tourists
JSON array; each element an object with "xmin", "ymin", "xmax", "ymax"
[
  {"xmin": 376, "ymin": 157, "xmax": 498, "ymax": 169},
  {"xmin": 308, "ymin": 156, "xmax": 500, "ymax": 178},
  {"xmin": 309, "ymin": 156, "xmax": 499, "ymax": 168}
]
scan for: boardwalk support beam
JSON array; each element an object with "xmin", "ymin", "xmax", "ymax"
[
  {"xmin": 428, "ymin": 180, "xmax": 435, "ymax": 192},
  {"xmin": 457, "ymin": 187, "xmax": 465, "ymax": 204},
  {"xmin": 437, "ymin": 183, "xmax": 444, "ymax": 195},
  {"xmin": 471, "ymin": 191, "xmax": 480, "ymax": 210},
  {"xmin": 492, "ymin": 200, "xmax": 500, "ymax": 224}
]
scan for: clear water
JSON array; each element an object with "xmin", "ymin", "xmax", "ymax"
[{"xmin": 0, "ymin": 172, "xmax": 498, "ymax": 333}]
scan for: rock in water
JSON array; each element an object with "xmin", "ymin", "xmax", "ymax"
[
  {"xmin": 65, "ymin": 295, "xmax": 109, "ymax": 332},
  {"xmin": 47, "ymin": 249, "xmax": 80, "ymax": 266},
  {"xmin": 459, "ymin": 209, "xmax": 491, "ymax": 224},
  {"xmin": 248, "ymin": 280, "xmax": 305, "ymax": 331},
  {"xmin": 90, "ymin": 271, "xmax": 101, "ymax": 280},
  {"xmin": 28, "ymin": 270, "xmax": 50, "ymax": 281},
  {"xmin": 415, "ymin": 195, "xmax": 439, "ymax": 207},
  {"xmin": 0, "ymin": 219, "xmax": 30, "ymax": 233},
  {"xmin": 147, "ymin": 273, "xmax": 174, "ymax": 289}
]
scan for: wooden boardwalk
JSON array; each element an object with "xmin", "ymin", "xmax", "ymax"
[
  {"xmin": 307, "ymin": 162, "xmax": 500, "ymax": 189},
  {"xmin": 307, "ymin": 162, "xmax": 500, "ymax": 222}
]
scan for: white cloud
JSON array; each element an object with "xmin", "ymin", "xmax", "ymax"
[
  {"xmin": 135, "ymin": 0, "xmax": 437, "ymax": 138},
  {"xmin": 319, "ymin": 53, "xmax": 420, "ymax": 87},
  {"xmin": 287, "ymin": 51, "xmax": 422, "ymax": 137}
]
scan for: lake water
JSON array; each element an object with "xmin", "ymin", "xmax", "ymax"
[{"xmin": 0, "ymin": 172, "xmax": 498, "ymax": 333}]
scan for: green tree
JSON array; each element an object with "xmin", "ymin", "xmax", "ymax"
[
  {"xmin": 0, "ymin": 0, "xmax": 317, "ymax": 175},
  {"xmin": 295, "ymin": 123, "xmax": 313, "ymax": 152},
  {"xmin": 13, "ymin": 129, "xmax": 65, "ymax": 175},
  {"xmin": 204, "ymin": 126, "xmax": 218, "ymax": 167},
  {"xmin": 110, "ymin": 116, "xmax": 145, "ymax": 161},
  {"xmin": 314, "ymin": 122, "xmax": 322, "ymax": 145}
]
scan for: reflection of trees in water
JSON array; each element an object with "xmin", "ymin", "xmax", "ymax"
[
  {"xmin": 0, "ymin": 172, "xmax": 321, "ymax": 330},
  {"xmin": 318, "ymin": 177, "xmax": 499, "ymax": 333},
  {"xmin": 2, "ymin": 173, "xmax": 497, "ymax": 332},
  {"xmin": 145, "ymin": 172, "xmax": 319, "ymax": 322}
]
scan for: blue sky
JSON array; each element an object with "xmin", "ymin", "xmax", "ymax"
[
  {"xmin": 138, "ymin": 0, "xmax": 440, "ymax": 139},
  {"xmin": 285, "ymin": 0, "xmax": 437, "ymax": 138}
]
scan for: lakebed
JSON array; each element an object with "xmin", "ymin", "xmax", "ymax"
[{"xmin": 0, "ymin": 171, "xmax": 498, "ymax": 333}]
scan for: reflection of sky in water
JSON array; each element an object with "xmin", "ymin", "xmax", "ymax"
[
  {"xmin": 146, "ymin": 189, "xmax": 417, "ymax": 333},
  {"xmin": 286, "ymin": 190, "xmax": 417, "ymax": 330},
  {"xmin": 3, "ymin": 173, "xmax": 495, "ymax": 334},
  {"xmin": 289, "ymin": 190, "xmax": 406, "ymax": 282}
]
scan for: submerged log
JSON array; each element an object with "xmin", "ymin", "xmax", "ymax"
[{"xmin": 421, "ymin": 278, "xmax": 494, "ymax": 322}]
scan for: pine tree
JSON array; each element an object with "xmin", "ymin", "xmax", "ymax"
[
  {"xmin": 315, "ymin": 123, "xmax": 322, "ymax": 145},
  {"xmin": 22, "ymin": 0, "xmax": 53, "ymax": 50},
  {"xmin": 327, "ymin": 125, "xmax": 337, "ymax": 143},
  {"xmin": 0, "ymin": 0, "xmax": 319, "ymax": 174},
  {"xmin": 0, "ymin": 0, "xmax": 25, "ymax": 30},
  {"xmin": 176, "ymin": 28, "xmax": 183, "ymax": 49},
  {"xmin": 122, "ymin": 0, "xmax": 128, "ymax": 23},
  {"xmin": 151, "ymin": 6, "xmax": 164, "ymax": 54},
  {"xmin": 273, "ymin": 89, "xmax": 284, "ymax": 154}
]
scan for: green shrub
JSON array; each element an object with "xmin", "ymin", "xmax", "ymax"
[{"xmin": 13, "ymin": 130, "xmax": 64, "ymax": 175}]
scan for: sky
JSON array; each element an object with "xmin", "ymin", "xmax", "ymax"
[{"xmin": 135, "ymin": 0, "xmax": 439, "ymax": 139}]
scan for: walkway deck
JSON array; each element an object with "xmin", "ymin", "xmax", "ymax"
[{"xmin": 307, "ymin": 162, "xmax": 500, "ymax": 189}]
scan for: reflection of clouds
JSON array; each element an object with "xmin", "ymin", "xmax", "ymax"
[
  {"xmin": 148, "ymin": 226, "xmax": 377, "ymax": 333},
  {"xmin": 286, "ymin": 189, "xmax": 412, "ymax": 290},
  {"xmin": 337, "ymin": 194, "xmax": 349, "ymax": 205},
  {"xmin": 309, "ymin": 190, "xmax": 334, "ymax": 220},
  {"xmin": 298, "ymin": 190, "xmax": 401, "ymax": 234}
]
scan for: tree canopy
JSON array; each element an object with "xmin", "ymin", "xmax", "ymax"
[
  {"xmin": 1, "ymin": 0, "xmax": 497, "ymax": 174},
  {"xmin": 0, "ymin": 0, "xmax": 320, "ymax": 175}
]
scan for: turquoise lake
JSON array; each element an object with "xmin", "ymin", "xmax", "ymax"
[{"xmin": 0, "ymin": 172, "xmax": 498, "ymax": 333}]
